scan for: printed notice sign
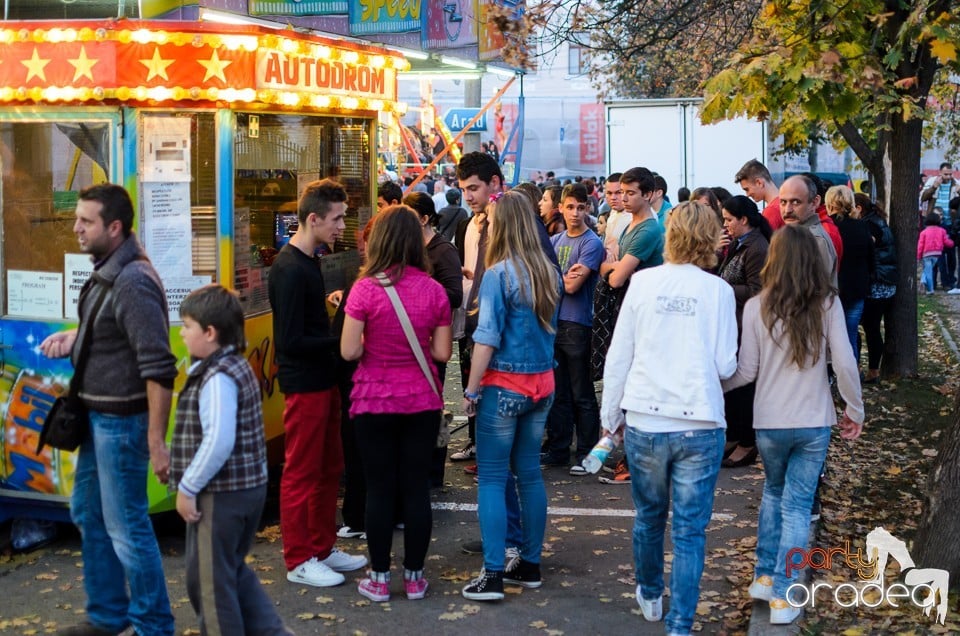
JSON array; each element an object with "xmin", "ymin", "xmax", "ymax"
[
  {"xmin": 142, "ymin": 116, "xmax": 191, "ymax": 182},
  {"xmin": 165, "ymin": 276, "xmax": 212, "ymax": 322},
  {"xmin": 143, "ymin": 182, "xmax": 192, "ymax": 280},
  {"xmin": 64, "ymin": 254, "xmax": 95, "ymax": 319},
  {"xmin": 7, "ymin": 270, "xmax": 63, "ymax": 319}
]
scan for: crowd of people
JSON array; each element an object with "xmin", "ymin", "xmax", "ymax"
[{"xmin": 48, "ymin": 150, "xmax": 944, "ymax": 635}]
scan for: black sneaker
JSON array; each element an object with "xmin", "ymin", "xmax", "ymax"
[
  {"xmin": 540, "ymin": 452, "xmax": 568, "ymax": 467},
  {"xmin": 461, "ymin": 539, "xmax": 483, "ymax": 555},
  {"xmin": 462, "ymin": 569, "xmax": 504, "ymax": 601},
  {"xmin": 504, "ymin": 558, "xmax": 542, "ymax": 588}
]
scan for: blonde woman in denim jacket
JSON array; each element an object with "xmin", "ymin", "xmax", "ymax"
[{"xmin": 460, "ymin": 191, "xmax": 561, "ymax": 601}]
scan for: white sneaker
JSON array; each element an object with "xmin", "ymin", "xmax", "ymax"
[
  {"xmin": 322, "ymin": 548, "xmax": 367, "ymax": 572},
  {"xmin": 769, "ymin": 598, "xmax": 802, "ymax": 624},
  {"xmin": 287, "ymin": 557, "xmax": 345, "ymax": 587},
  {"xmin": 949, "ymin": 288, "xmax": 960, "ymax": 295},
  {"xmin": 748, "ymin": 575, "xmax": 773, "ymax": 601},
  {"xmin": 635, "ymin": 584, "xmax": 663, "ymax": 622}
]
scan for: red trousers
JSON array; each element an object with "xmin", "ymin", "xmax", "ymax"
[{"xmin": 280, "ymin": 388, "xmax": 344, "ymax": 570}]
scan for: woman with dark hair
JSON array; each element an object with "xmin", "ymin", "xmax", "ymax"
[
  {"xmin": 691, "ymin": 187, "xmax": 722, "ymax": 219},
  {"xmin": 724, "ymin": 226, "xmax": 863, "ymax": 626},
  {"xmin": 341, "ymin": 205, "xmax": 453, "ymax": 603},
  {"xmin": 854, "ymin": 193, "xmax": 897, "ymax": 383},
  {"xmin": 717, "ymin": 195, "xmax": 771, "ymax": 468},
  {"xmin": 539, "ymin": 185, "xmax": 566, "ymax": 235},
  {"xmin": 402, "ymin": 191, "xmax": 464, "ymax": 315}
]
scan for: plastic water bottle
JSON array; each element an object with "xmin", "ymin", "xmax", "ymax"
[{"xmin": 581, "ymin": 430, "xmax": 623, "ymax": 474}]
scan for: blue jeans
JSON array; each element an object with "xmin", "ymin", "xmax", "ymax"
[
  {"xmin": 544, "ymin": 321, "xmax": 600, "ymax": 459},
  {"xmin": 71, "ymin": 411, "xmax": 174, "ymax": 636},
  {"xmin": 626, "ymin": 427, "xmax": 723, "ymax": 635},
  {"xmin": 922, "ymin": 255, "xmax": 939, "ymax": 293},
  {"xmin": 476, "ymin": 386, "xmax": 553, "ymax": 571},
  {"xmin": 841, "ymin": 298, "xmax": 864, "ymax": 364},
  {"xmin": 754, "ymin": 427, "xmax": 831, "ymax": 601}
]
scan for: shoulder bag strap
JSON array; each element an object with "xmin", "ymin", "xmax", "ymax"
[
  {"xmin": 69, "ymin": 280, "xmax": 112, "ymax": 394},
  {"xmin": 376, "ymin": 273, "xmax": 440, "ymax": 397}
]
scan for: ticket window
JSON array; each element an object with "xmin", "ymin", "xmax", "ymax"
[
  {"xmin": 0, "ymin": 118, "xmax": 114, "ymax": 320},
  {"xmin": 234, "ymin": 113, "xmax": 373, "ymax": 315}
]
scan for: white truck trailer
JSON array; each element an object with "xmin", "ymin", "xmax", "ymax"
[{"xmin": 605, "ymin": 99, "xmax": 768, "ymax": 193}]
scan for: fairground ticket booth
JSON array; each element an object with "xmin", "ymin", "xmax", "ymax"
[{"xmin": 0, "ymin": 20, "xmax": 407, "ymax": 521}]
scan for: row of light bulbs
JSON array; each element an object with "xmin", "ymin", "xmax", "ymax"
[
  {"xmin": 0, "ymin": 27, "xmax": 410, "ymax": 71},
  {"xmin": 0, "ymin": 84, "xmax": 409, "ymax": 114}
]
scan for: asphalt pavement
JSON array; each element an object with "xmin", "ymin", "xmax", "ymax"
[{"xmin": 1, "ymin": 361, "xmax": 779, "ymax": 636}]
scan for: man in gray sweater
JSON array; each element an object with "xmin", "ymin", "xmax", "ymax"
[{"xmin": 41, "ymin": 184, "xmax": 177, "ymax": 636}]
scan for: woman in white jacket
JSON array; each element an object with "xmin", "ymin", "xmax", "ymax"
[{"xmin": 600, "ymin": 201, "xmax": 738, "ymax": 636}]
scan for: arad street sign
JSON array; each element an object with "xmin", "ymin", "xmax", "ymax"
[{"xmin": 443, "ymin": 108, "xmax": 487, "ymax": 132}]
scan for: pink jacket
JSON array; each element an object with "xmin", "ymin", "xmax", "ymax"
[{"xmin": 917, "ymin": 225, "xmax": 954, "ymax": 259}]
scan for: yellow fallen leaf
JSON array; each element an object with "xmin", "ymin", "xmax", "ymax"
[
  {"xmin": 439, "ymin": 612, "xmax": 465, "ymax": 621},
  {"xmin": 886, "ymin": 466, "xmax": 902, "ymax": 475},
  {"xmin": 529, "ymin": 620, "xmax": 548, "ymax": 628},
  {"xmin": 842, "ymin": 629, "xmax": 865, "ymax": 636},
  {"xmin": 315, "ymin": 596, "xmax": 334, "ymax": 604},
  {"xmin": 296, "ymin": 613, "xmax": 315, "ymax": 620}
]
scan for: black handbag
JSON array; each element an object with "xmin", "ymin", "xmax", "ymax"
[{"xmin": 36, "ymin": 285, "xmax": 110, "ymax": 454}]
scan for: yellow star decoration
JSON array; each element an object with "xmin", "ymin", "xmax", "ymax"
[
  {"xmin": 67, "ymin": 46, "xmax": 99, "ymax": 82},
  {"xmin": 198, "ymin": 50, "xmax": 232, "ymax": 83},
  {"xmin": 139, "ymin": 47, "xmax": 175, "ymax": 81},
  {"xmin": 22, "ymin": 47, "xmax": 51, "ymax": 82}
]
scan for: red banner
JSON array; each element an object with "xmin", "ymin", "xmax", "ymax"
[{"xmin": 579, "ymin": 103, "xmax": 605, "ymax": 165}]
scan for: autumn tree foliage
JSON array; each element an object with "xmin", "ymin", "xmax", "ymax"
[
  {"xmin": 700, "ymin": 0, "xmax": 960, "ymax": 379},
  {"xmin": 529, "ymin": 0, "xmax": 762, "ymax": 97}
]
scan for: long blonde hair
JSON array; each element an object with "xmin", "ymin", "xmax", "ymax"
[
  {"xmin": 760, "ymin": 225, "xmax": 835, "ymax": 368},
  {"xmin": 485, "ymin": 191, "xmax": 559, "ymax": 331}
]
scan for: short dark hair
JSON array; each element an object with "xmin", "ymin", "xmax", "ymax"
[
  {"xmin": 619, "ymin": 167, "xmax": 656, "ymax": 194},
  {"xmin": 735, "ymin": 159, "xmax": 773, "ymax": 184},
  {"xmin": 445, "ymin": 188, "xmax": 461, "ymax": 205},
  {"xmin": 940, "ymin": 162, "xmax": 953, "ymax": 171},
  {"xmin": 179, "ymin": 284, "xmax": 246, "ymax": 351},
  {"xmin": 298, "ymin": 179, "xmax": 348, "ymax": 224},
  {"xmin": 607, "ymin": 172, "xmax": 622, "ymax": 183},
  {"xmin": 402, "ymin": 191, "xmax": 437, "ymax": 225},
  {"xmin": 677, "ymin": 187, "xmax": 691, "ymax": 202},
  {"xmin": 561, "ymin": 183, "xmax": 589, "ymax": 204},
  {"xmin": 799, "ymin": 172, "xmax": 827, "ymax": 200},
  {"xmin": 653, "ymin": 175, "xmax": 668, "ymax": 194},
  {"xmin": 457, "ymin": 151, "xmax": 503, "ymax": 185},
  {"xmin": 926, "ymin": 211, "xmax": 942, "ymax": 226},
  {"xmin": 78, "ymin": 184, "xmax": 134, "ymax": 236},
  {"xmin": 378, "ymin": 181, "xmax": 403, "ymax": 206}
]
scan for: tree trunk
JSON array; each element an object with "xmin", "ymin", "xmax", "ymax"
[
  {"xmin": 883, "ymin": 114, "xmax": 921, "ymax": 378},
  {"xmin": 912, "ymin": 390, "xmax": 960, "ymax": 579}
]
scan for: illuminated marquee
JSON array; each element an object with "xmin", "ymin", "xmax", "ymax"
[
  {"xmin": 257, "ymin": 51, "xmax": 396, "ymax": 101},
  {"xmin": 0, "ymin": 21, "xmax": 407, "ymax": 111}
]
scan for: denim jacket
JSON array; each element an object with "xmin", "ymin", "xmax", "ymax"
[{"xmin": 472, "ymin": 260, "xmax": 559, "ymax": 373}]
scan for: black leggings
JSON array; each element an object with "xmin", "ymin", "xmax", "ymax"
[
  {"xmin": 861, "ymin": 296, "xmax": 893, "ymax": 370},
  {"xmin": 354, "ymin": 410, "xmax": 440, "ymax": 573}
]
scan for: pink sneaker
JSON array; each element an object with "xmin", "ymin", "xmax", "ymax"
[
  {"xmin": 405, "ymin": 577, "xmax": 429, "ymax": 600},
  {"xmin": 358, "ymin": 577, "xmax": 390, "ymax": 602}
]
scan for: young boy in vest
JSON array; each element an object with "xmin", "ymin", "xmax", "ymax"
[{"xmin": 169, "ymin": 284, "xmax": 291, "ymax": 635}]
